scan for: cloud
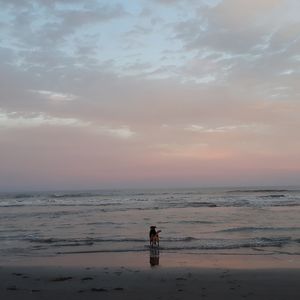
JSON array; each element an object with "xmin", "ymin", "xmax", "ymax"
[
  {"xmin": 95, "ymin": 126, "xmax": 136, "ymax": 139},
  {"xmin": 29, "ymin": 90, "xmax": 77, "ymax": 102},
  {"xmin": 154, "ymin": 0, "xmax": 219, "ymax": 6},
  {"xmin": 169, "ymin": 0, "xmax": 300, "ymax": 87},
  {"xmin": 185, "ymin": 124, "xmax": 263, "ymax": 133},
  {"xmin": 54, "ymin": 3, "xmax": 126, "ymax": 33},
  {"xmin": 0, "ymin": 109, "xmax": 136, "ymax": 139},
  {"xmin": 0, "ymin": 109, "xmax": 90, "ymax": 129},
  {"xmin": 0, "ymin": 0, "xmax": 127, "ymax": 69}
]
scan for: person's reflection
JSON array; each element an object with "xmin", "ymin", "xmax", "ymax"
[{"xmin": 149, "ymin": 247, "xmax": 160, "ymax": 267}]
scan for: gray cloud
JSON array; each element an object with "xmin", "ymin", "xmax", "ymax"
[
  {"xmin": 0, "ymin": 0, "xmax": 299, "ymax": 190},
  {"xmin": 171, "ymin": 0, "xmax": 300, "ymax": 83},
  {"xmin": 1, "ymin": 0, "xmax": 127, "ymax": 71},
  {"xmin": 118, "ymin": 0, "xmax": 299, "ymax": 90}
]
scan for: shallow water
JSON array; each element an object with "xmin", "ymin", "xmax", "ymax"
[{"xmin": 0, "ymin": 187, "xmax": 300, "ymax": 262}]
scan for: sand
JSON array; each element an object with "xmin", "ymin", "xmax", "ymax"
[{"xmin": 1, "ymin": 252, "xmax": 300, "ymax": 299}]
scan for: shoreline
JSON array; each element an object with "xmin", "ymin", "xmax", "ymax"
[{"xmin": 1, "ymin": 250, "xmax": 299, "ymax": 269}]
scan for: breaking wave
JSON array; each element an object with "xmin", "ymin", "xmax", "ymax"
[
  {"xmin": 218, "ymin": 226, "xmax": 300, "ymax": 233},
  {"xmin": 50, "ymin": 237, "xmax": 295, "ymax": 254}
]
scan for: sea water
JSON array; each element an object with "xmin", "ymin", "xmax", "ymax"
[{"xmin": 0, "ymin": 187, "xmax": 299, "ymax": 262}]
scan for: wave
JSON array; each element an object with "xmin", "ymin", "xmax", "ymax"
[
  {"xmin": 28, "ymin": 236, "xmax": 201, "ymax": 244},
  {"xmin": 0, "ymin": 191, "xmax": 122, "ymax": 201},
  {"xmin": 178, "ymin": 220, "xmax": 216, "ymax": 224},
  {"xmin": 0, "ymin": 204, "xmax": 28, "ymax": 208},
  {"xmin": 1, "ymin": 193, "xmax": 299, "ymax": 209},
  {"xmin": 28, "ymin": 237, "xmax": 147, "ymax": 244},
  {"xmin": 27, "ymin": 235, "xmax": 293, "ymax": 247},
  {"xmin": 1, "ymin": 202, "xmax": 299, "ymax": 211},
  {"xmin": 183, "ymin": 202, "xmax": 218, "ymax": 207},
  {"xmin": 160, "ymin": 238, "xmax": 291, "ymax": 250},
  {"xmin": 50, "ymin": 192, "xmax": 101, "ymax": 199},
  {"xmin": 261, "ymin": 195, "xmax": 286, "ymax": 198},
  {"xmin": 0, "ymin": 202, "xmax": 122, "ymax": 208},
  {"xmin": 219, "ymin": 226, "xmax": 300, "ymax": 233},
  {"xmin": 271, "ymin": 203, "xmax": 300, "ymax": 207},
  {"xmin": 1, "ymin": 187, "xmax": 299, "ymax": 198},
  {"xmin": 228, "ymin": 189, "xmax": 289, "ymax": 193},
  {"xmin": 27, "ymin": 236, "xmax": 217, "ymax": 247},
  {"xmin": 2, "ymin": 234, "xmax": 295, "ymax": 256},
  {"xmin": 53, "ymin": 237, "xmax": 293, "ymax": 254}
]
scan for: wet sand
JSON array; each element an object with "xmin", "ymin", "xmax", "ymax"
[{"xmin": 1, "ymin": 252, "xmax": 299, "ymax": 299}]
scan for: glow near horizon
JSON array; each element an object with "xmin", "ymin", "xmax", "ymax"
[{"xmin": 0, "ymin": 0, "xmax": 299, "ymax": 191}]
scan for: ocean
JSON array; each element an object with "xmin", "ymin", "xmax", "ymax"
[{"xmin": 1, "ymin": 187, "xmax": 300, "ymax": 263}]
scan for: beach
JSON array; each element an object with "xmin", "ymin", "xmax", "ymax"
[
  {"xmin": 1, "ymin": 252, "xmax": 300, "ymax": 300},
  {"xmin": 0, "ymin": 253, "xmax": 300, "ymax": 300}
]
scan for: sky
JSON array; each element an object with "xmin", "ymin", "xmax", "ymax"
[{"xmin": 0, "ymin": 0, "xmax": 300, "ymax": 191}]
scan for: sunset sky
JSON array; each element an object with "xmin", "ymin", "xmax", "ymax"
[{"xmin": 0, "ymin": 0, "xmax": 299, "ymax": 191}]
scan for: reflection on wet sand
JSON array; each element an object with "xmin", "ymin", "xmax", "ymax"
[{"xmin": 149, "ymin": 247, "xmax": 159, "ymax": 267}]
